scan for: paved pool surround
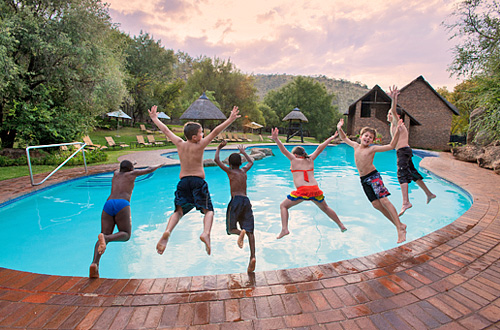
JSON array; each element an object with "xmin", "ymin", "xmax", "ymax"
[{"xmin": 0, "ymin": 147, "xmax": 499, "ymax": 329}]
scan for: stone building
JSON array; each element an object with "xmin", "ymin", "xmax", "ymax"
[{"xmin": 343, "ymin": 76, "xmax": 459, "ymax": 150}]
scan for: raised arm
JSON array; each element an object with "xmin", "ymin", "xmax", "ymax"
[
  {"xmin": 336, "ymin": 118, "xmax": 358, "ymax": 148},
  {"xmin": 388, "ymin": 85, "xmax": 400, "ymax": 127},
  {"xmin": 238, "ymin": 144, "xmax": 254, "ymax": 172},
  {"xmin": 148, "ymin": 105, "xmax": 183, "ymax": 145},
  {"xmin": 310, "ymin": 131, "xmax": 338, "ymax": 160},
  {"xmin": 203, "ymin": 106, "xmax": 241, "ymax": 147},
  {"xmin": 373, "ymin": 119, "xmax": 403, "ymax": 153},
  {"xmin": 269, "ymin": 127, "xmax": 294, "ymax": 160},
  {"xmin": 214, "ymin": 140, "xmax": 230, "ymax": 173}
]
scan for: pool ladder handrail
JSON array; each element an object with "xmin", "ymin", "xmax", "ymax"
[{"xmin": 26, "ymin": 142, "xmax": 88, "ymax": 186}]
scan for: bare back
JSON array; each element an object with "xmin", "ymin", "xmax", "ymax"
[
  {"xmin": 108, "ymin": 171, "xmax": 138, "ymax": 201},
  {"xmin": 176, "ymin": 140, "xmax": 206, "ymax": 179},
  {"xmin": 290, "ymin": 157, "xmax": 318, "ymax": 187},
  {"xmin": 226, "ymin": 168, "xmax": 248, "ymax": 197}
]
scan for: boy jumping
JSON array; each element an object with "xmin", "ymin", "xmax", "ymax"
[
  {"xmin": 214, "ymin": 141, "xmax": 257, "ymax": 273},
  {"xmin": 149, "ymin": 105, "xmax": 240, "ymax": 255},
  {"xmin": 387, "ymin": 86, "xmax": 436, "ymax": 216},
  {"xmin": 337, "ymin": 118, "xmax": 407, "ymax": 243}
]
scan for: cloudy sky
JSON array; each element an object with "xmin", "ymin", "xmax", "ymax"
[{"xmin": 107, "ymin": 0, "xmax": 464, "ymax": 90}]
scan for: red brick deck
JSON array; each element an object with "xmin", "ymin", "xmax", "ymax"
[{"xmin": 0, "ymin": 152, "xmax": 499, "ymax": 329}]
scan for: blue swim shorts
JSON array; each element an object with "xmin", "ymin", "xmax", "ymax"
[{"xmin": 103, "ymin": 199, "xmax": 130, "ymax": 217}]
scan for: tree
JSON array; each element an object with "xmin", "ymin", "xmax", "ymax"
[
  {"xmin": 264, "ymin": 76, "xmax": 340, "ymax": 141},
  {"xmin": 181, "ymin": 57, "xmax": 260, "ymax": 128},
  {"xmin": 123, "ymin": 32, "xmax": 177, "ymax": 123},
  {"xmin": 0, "ymin": 0, "xmax": 127, "ymax": 148},
  {"xmin": 445, "ymin": 0, "xmax": 500, "ymax": 143}
]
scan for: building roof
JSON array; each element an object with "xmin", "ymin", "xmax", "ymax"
[
  {"xmin": 282, "ymin": 107, "xmax": 309, "ymax": 122},
  {"xmin": 180, "ymin": 92, "xmax": 227, "ymax": 120},
  {"xmin": 345, "ymin": 85, "xmax": 421, "ymax": 125},
  {"xmin": 400, "ymin": 75, "xmax": 459, "ymax": 115}
]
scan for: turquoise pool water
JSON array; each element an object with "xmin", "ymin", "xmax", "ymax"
[
  {"xmin": 0, "ymin": 144, "xmax": 472, "ymax": 279},
  {"xmin": 162, "ymin": 149, "xmax": 236, "ymax": 160}
]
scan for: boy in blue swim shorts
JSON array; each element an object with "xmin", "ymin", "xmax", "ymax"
[
  {"xmin": 215, "ymin": 141, "xmax": 256, "ymax": 272},
  {"xmin": 337, "ymin": 118, "xmax": 408, "ymax": 244},
  {"xmin": 90, "ymin": 160, "xmax": 163, "ymax": 278},
  {"xmin": 149, "ymin": 104, "xmax": 240, "ymax": 256}
]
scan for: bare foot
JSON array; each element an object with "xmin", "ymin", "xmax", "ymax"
[
  {"xmin": 237, "ymin": 229, "xmax": 246, "ymax": 249},
  {"xmin": 200, "ymin": 233, "xmax": 211, "ymax": 255},
  {"xmin": 89, "ymin": 263, "xmax": 99, "ymax": 278},
  {"xmin": 97, "ymin": 233, "xmax": 106, "ymax": 255},
  {"xmin": 276, "ymin": 229, "xmax": 289, "ymax": 239},
  {"xmin": 398, "ymin": 203, "xmax": 412, "ymax": 217},
  {"xmin": 397, "ymin": 223, "xmax": 407, "ymax": 244},
  {"xmin": 341, "ymin": 227, "xmax": 347, "ymax": 233},
  {"xmin": 156, "ymin": 231, "xmax": 170, "ymax": 255},
  {"xmin": 247, "ymin": 257, "xmax": 256, "ymax": 273},
  {"xmin": 427, "ymin": 194, "xmax": 436, "ymax": 204}
]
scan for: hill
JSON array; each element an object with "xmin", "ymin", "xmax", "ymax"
[{"xmin": 252, "ymin": 74, "xmax": 369, "ymax": 114}]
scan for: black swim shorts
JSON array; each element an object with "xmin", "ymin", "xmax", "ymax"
[
  {"xmin": 360, "ymin": 170, "xmax": 391, "ymax": 203},
  {"xmin": 226, "ymin": 195, "xmax": 254, "ymax": 234},
  {"xmin": 174, "ymin": 176, "xmax": 214, "ymax": 214},
  {"xmin": 397, "ymin": 146, "xmax": 423, "ymax": 184}
]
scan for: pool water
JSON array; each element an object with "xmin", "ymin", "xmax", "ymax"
[
  {"xmin": 0, "ymin": 144, "xmax": 471, "ymax": 279},
  {"xmin": 162, "ymin": 149, "xmax": 237, "ymax": 160}
]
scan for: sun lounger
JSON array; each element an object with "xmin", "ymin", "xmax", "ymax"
[
  {"xmin": 83, "ymin": 136, "xmax": 107, "ymax": 150},
  {"xmin": 136, "ymin": 135, "xmax": 152, "ymax": 147},
  {"xmin": 140, "ymin": 124, "xmax": 155, "ymax": 134},
  {"xmin": 147, "ymin": 135, "xmax": 165, "ymax": 146},
  {"xmin": 105, "ymin": 136, "xmax": 129, "ymax": 149}
]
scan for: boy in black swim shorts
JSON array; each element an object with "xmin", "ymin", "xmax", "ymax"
[
  {"xmin": 149, "ymin": 105, "xmax": 240, "ymax": 256},
  {"xmin": 215, "ymin": 141, "xmax": 257, "ymax": 273},
  {"xmin": 337, "ymin": 118, "xmax": 408, "ymax": 244}
]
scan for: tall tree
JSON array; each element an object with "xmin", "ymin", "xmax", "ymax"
[
  {"xmin": 181, "ymin": 57, "xmax": 261, "ymax": 127},
  {"xmin": 445, "ymin": 0, "xmax": 500, "ymax": 142},
  {"xmin": 0, "ymin": 0, "xmax": 127, "ymax": 148},
  {"xmin": 264, "ymin": 76, "xmax": 340, "ymax": 141},
  {"xmin": 123, "ymin": 32, "xmax": 177, "ymax": 122}
]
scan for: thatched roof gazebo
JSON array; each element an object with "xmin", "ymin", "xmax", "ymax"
[
  {"xmin": 282, "ymin": 107, "xmax": 308, "ymax": 142},
  {"xmin": 180, "ymin": 92, "xmax": 226, "ymax": 129}
]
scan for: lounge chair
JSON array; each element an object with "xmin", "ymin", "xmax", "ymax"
[
  {"xmin": 241, "ymin": 134, "xmax": 252, "ymax": 142},
  {"xmin": 147, "ymin": 135, "xmax": 165, "ymax": 146},
  {"xmin": 140, "ymin": 124, "xmax": 154, "ymax": 134},
  {"xmin": 83, "ymin": 135, "xmax": 107, "ymax": 150},
  {"xmin": 136, "ymin": 135, "xmax": 152, "ymax": 147},
  {"xmin": 105, "ymin": 136, "xmax": 129, "ymax": 149}
]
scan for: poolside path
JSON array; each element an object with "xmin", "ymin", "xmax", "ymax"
[{"xmin": 0, "ymin": 150, "xmax": 499, "ymax": 329}]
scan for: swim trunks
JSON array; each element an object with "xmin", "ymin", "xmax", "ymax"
[
  {"xmin": 103, "ymin": 199, "xmax": 130, "ymax": 217},
  {"xmin": 226, "ymin": 195, "xmax": 254, "ymax": 234},
  {"xmin": 397, "ymin": 146, "xmax": 423, "ymax": 184},
  {"xmin": 287, "ymin": 185, "xmax": 325, "ymax": 203},
  {"xmin": 360, "ymin": 170, "xmax": 390, "ymax": 202},
  {"xmin": 174, "ymin": 176, "xmax": 214, "ymax": 214}
]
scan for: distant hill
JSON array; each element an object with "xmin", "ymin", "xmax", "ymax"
[{"xmin": 252, "ymin": 74, "xmax": 369, "ymax": 114}]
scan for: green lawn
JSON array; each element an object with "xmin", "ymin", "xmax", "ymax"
[{"xmin": 1, "ymin": 126, "xmax": 315, "ymax": 181}]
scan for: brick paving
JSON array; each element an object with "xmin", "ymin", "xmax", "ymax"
[{"xmin": 0, "ymin": 150, "xmax": 499, "ymax": 329}]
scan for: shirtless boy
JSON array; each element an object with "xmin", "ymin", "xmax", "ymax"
[
  {"xmin": 90, "ymin": 160, "xmax": 163, "ymax": 278},
  {"xmin": 387, "ymin": 86, "xmax": 436, "ymax": 216},
  {"xmin": 149, "ymin": 105, "xmax": 240, "ymax": 255},
  {"xmin": 337, "ymin": 118, "xmax": 407, "ymax": 244},
  {"xmin": 214, "ymin": 141, "xmax": 256, "ymax": 272}
]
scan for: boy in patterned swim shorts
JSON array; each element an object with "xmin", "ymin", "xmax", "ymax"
[
  {"xmin": 215, "ymin": 141, "xmax": 256, "ymax": 272},
  {"xmin": 387, "ymin": 86, "xmax": 436, "ymax": 216},
  {"xmin": 149, "ymin": 105, "xmax": 240, "ymax": 256},
  {"xmin": 337, "ymin": 118, "xmax": 407, "ymax": 244}
]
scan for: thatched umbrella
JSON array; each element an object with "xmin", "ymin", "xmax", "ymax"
[
  {"xmin": 282, "ymin": 107, "xmax": 308, "ymax": 142},
  {"xmin": 180, "ymin": 92, "xmax": 226, "ymax": 129}
]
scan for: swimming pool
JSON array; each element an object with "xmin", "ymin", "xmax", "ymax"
[{"xmin": 0, "ymin": 144, "xmax": 472, "ymax": 279}]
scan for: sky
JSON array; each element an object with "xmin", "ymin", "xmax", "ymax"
[{"xmin": 106, "ymin": 0, "xmax": 464, "ymax": 91}]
